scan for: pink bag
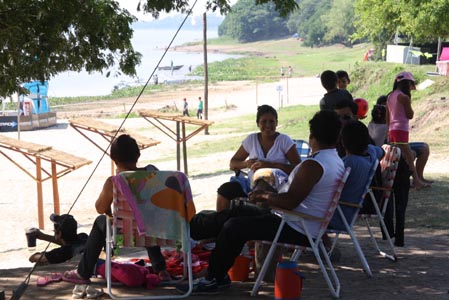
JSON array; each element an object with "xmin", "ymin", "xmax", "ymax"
[{"xmin": 96, "ymin": 262, "xmax": 160, "ymax": 290}]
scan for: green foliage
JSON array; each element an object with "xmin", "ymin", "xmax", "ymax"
[
  {"xmin": 218, "ymin": 0, "xmax": 291, "ymax": 42},
  {"xmin": 0, "ymin": 0, "xmax": 141, "ymax": 97},
  {"xmin": 289, "ymin": 0, "xmax": 333, "ymax": 47},
  {"xmin": 321, "ymin": 0, "xmax": 356, "ymax": 46},
  {"xmin": 353, "ymin": 0, "xmax": 449, "ymax": 52},
  {"xmin": 139, "ymin": 0, "xmax": 298, "ymax": 18}
]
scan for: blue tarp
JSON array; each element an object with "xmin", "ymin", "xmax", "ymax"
[{"xmin": 22, "ymin": 81, "xmax": 49, "ymax": 114}]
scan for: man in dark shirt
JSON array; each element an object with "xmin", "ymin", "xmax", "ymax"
[
  {"xmin": 29, "ymin": 214, "xmax": 88, "ymax": 264},
  {"xmin": 319, "ymin": 70, "xmax": 353, "ymax": 111}
]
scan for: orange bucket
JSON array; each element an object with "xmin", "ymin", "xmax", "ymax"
[
  {"xmin": 274, "ymin": 260, "xmax": 304, "ymax": 300},
  {"xmin": 228, "ymin": 255, "xmax": 252, "ymax": 282}
]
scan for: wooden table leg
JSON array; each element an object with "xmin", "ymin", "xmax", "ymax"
[
  {"xmin": 51, "ymin": 161, "xmax": 60, "ymax": 215},
  {"xmin": 36, "ymin": 157, "xmax": 44, "ymax": 229}
]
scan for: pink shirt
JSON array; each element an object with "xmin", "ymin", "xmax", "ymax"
[{"xmin": 387, "ymin": 90, "xmax": 409, "ymax": 132}]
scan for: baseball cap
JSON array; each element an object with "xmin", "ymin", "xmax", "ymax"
[
  {"xmin": 396, "ymin": 71, "xmax": 415, "ymax": 83},
  {"xmin": 50, "ymin": 213, "xmax": 78, "ymax": 241}
]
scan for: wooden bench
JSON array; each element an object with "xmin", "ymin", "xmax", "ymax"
[
  {"xmin": 138, "ymin": 110, "xmax": 214, "ymax": 176},
  {"xmin": 0, "ymin": 135, "xmax": 92, "ymax": 228},
  {"xmin": 69, "ymin": 117, "xmax": 160, "ymax": 174}
]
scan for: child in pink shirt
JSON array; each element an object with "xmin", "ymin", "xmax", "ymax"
[{"xmin": 386, "ymin": 71, "xmax": 430, "ymax": 190}]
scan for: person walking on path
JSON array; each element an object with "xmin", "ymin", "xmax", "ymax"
[
  {"xmin": 197, "ymin": 97, "xmax": 203, "ymax": 119},
  {"xmin": 182, "ymin": 98, "xmax": 189, "ymax": 117}
]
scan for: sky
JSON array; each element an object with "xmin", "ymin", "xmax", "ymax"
[{"xmin": 117, "ymin": 0, "xmax": 237, "ymax": 21}]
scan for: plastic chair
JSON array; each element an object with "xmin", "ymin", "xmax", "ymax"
[
  {"xmin": 360, "ymin": 144, "xmax": 400, "ymax": 261},
  {"xmin": 105, "ymin": 170, "xmax": 196, "ymax": 299},
  {"xmin": 326, "ymin": 159, "xmax": 379, "ymax": 277},
  {"xmin": 292, "ymin": 139, "xmax": 311, "ymax": 160},
  {"xmin": 251, "ymin": 167, "xmax": 351, "ymax": 299}
]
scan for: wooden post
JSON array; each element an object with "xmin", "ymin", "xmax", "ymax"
[
  {"xmin": 203, "ymin": 12, "xmax": 209, "ymax": 135},
  {"xmin": 51, "ymin": 161, "xmax": 60, "ymax": 215},
  {"xmin": 36, "ymin": 157, "xmax": 44, "ymax": 229},
  {"xmin": 182, "ymin": 122, "xmax": 188, "ymax": 176}
]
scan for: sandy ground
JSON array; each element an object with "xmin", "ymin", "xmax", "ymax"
[{"xmin": 1, "ymin": 76, "xmax": 449, "ymax": 299}]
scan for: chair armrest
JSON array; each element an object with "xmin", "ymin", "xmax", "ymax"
[
  {"xmin": 271, "ymin": 206, "xmax": 326, "ymax": 222},
  {"xmin": 338, "ymin": 200, "xmax": 363, "ymax": 208},
  {"xmin": 370, "ymin": 186, "xmax": 391, "ymax": 192}
]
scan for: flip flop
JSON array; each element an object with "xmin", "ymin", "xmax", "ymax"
[
  {"xmin": 62, "ymin": 269, "xmax": 90, "ymax": 284},
  {"xmin": 36, "ymin": 272, "xmax": 62, "ymax": 287}
]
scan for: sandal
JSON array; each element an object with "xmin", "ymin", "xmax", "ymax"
[
  {"xmin": 86, "ymin": 285, "xmax": 104, "ymax": 299},
  {"xmin": 63, "ymin": 270, "xmax": 90, "ymax": 284},
  {"xmin": 36, "ymin": 272, "xmax": 62, "ymax": 287},
  {"xmin": 72, "ymin": 284, "xmax": 87, "ymax": 299}
]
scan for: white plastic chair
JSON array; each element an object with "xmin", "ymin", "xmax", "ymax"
[
  {"xmin": 105, "ymin": 170, "xmax": 196, "ymax": 299},
  {"xmin": 251, "ymin": 167, "xmax": 351, "ymax": 299}
]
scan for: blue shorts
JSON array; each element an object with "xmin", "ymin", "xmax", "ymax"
[{"xmin": 409, "ymin": 142, "xmax": 426, "ymax": 158}]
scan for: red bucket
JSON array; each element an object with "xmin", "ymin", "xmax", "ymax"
[
  {"xmin": 274, "ymin": 260, "xmax": 304, "ymax": 300},
  {"xmin": 228, "ymin": 255, "xmax": 252, "ymax": 282}
]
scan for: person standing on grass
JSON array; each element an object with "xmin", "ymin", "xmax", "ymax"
[
  {"xmin": 319, "ymin": 70, "xmax": 353, "ymax": 111},
  {"xmin": 182, "ymin": 98, "xmax": 189, "ymax": 116},
  {"xmin": 197, "ymin": 97, "xmax": 203, "ymax": 119},
  {"xmin": 386, "ymin": 71, "xmax": 430, "ymax": 190}
]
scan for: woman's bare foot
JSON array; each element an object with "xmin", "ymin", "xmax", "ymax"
[
  {"xmin": 422, "ymin": 178, "xmax": 434, "ymax": 184},
  {"xmin": 412, "ymin": 180, "xmax": 431, "ymax": 190},
  {"xmin": 158, "ymin": 270, "xmax": 171, "ymax": 282}
]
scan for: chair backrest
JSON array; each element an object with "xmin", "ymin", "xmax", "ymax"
[
  {"xmin": 319, "ymin": 167, "xmax": 351, "ymax": 232},
  {"xmin": 292, "ymin": 139, "xmax": 311, "ymax": 160},
  {"xmin": 332, "ymin": 159, "xmax": 379, "ymax": 228},
  {"xmin": 379, "ymin": 144, "xmax": 401, "ymax": 201},
  {"xmin": 112, "ymin": 170, "xmax": 196, "ymax": 250}
]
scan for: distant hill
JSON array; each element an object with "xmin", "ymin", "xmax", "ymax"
[{"xmin": 133, "ymin": 14, "xmax": 224, "ymax": 31}]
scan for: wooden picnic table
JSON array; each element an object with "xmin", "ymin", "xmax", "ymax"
[
  {"xmin": 69, "ymin": 117, "xmax": 160, "ymax": 175},
  {"xmin": 138, "ymin": 110, "xmax": 214, "ymax": 176},
  {"xmin": 0, "ymin": 135, "xmax": 92, "ymax": 228}
]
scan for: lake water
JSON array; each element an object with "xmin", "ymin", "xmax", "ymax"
[{"xmin": 48, "ymin": 28, "xmax": 236, "ymax": 97}]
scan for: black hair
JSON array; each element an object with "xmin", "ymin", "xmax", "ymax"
[
  {"xmin": 371, "ymin": 104, "xmax": 386, "ymax": 124},
  {"xmin": 335, "ymin": 98, "xmax": 358, "ymax": 116},
  {"xmin": 110, "ymin": 134, "xmax": 140, "ymax": 164},
  {"xmin": 320, "ymin": 70, "xmax": 338, "ymax": 91},
  {"xmin": 341, "ymin": 120, "xmax": 370, "ymax": 155},
  {"xmin": 256, "ymin": 105, "xmax": 278, "ymax": 123},
  {"xmin": 336, "ymin": 70, "xmax": 350, "ymax": 83},
  {"xmin": 309, "ymin": 110, "xmax": 341, "ymax": 147},
  {"xmin": 392, "ymin": 80, "xmax": 412, "ymax": 97},
  {"xmin": 53, "ymin": 215, "xmax": 78, "ymax": 242},
  {"xmin": 376, "ymin": 95, "xmax": 387, "ymax": 105}
]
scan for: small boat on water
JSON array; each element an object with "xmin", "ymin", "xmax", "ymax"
[{"xmin": 158, "ymin": 65, "xmax": 183, "ymax": 71}]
